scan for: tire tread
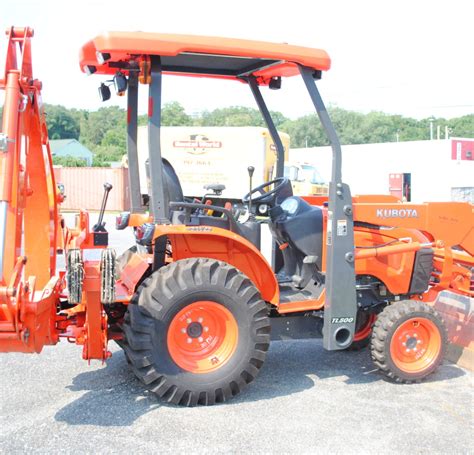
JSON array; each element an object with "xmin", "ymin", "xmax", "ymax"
[
  {"xmin": 370, "ymin": 300, "xmax": 447, "ymax": 382},
  {"xmin": 122, "ymin": 258, "xmax": 270, "ymax": 406}
]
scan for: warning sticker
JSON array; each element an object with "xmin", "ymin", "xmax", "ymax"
[
  {"xmin": 327, "ymin": 211, "xmax": 333, "ymax": 245},
  {"xmin": 337, "ymin": 219, "xmax": 347, "ymax": 236}
]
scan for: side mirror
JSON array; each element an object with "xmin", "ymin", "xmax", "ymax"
[
  {"xmin": 98, "ymin": 83, "xmax": 111, "ymax": 102},
  {"xmin": 113, "ymin": 71, "xmax": 128, "ymax": 95}
]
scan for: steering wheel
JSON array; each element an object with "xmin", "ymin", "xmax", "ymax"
[{"xmin": 242, "ymin": 177, "xmax": 290, "ymax": 204}]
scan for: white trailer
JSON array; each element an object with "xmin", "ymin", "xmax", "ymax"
[
  {"xmin": 136, "ymin": 126, "xmax": 290, "ymax": 199},
  {"xmin": 135, "ymin": 126, "xmax": 327, "ymax": 200}
]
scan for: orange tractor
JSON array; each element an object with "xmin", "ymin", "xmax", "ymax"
[{"xmin": 1, "ymin": 27, "xmax": 473, "ymax": 406}]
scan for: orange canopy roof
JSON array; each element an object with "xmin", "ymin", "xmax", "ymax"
[{"xmin": 79, "ymin": 32, "xmax": 331, "ymax": 84}]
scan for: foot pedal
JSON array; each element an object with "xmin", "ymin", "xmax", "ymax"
[{"xmin": 292, "ymin": 255, "xmax": 318, "ymax": 288}]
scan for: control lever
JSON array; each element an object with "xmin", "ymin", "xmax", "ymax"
[
  {"xmin": 247, "ymin": 166, "xmax": 255, "ymax": 220},
  {"xmin": 93, "ymin": 182, "xmax": 113, "ymax": 232}
]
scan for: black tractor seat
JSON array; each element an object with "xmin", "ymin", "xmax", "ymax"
[
  {"xmin": 203, "ymin": 183, "xmax": 226, "ymax": 196},
  {"xmin": 130, "ymin": 159, "xmax": 261, "ymax": 248}
]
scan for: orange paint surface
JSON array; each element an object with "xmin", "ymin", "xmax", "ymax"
[{"xmin": 79, "ymin": 31, "xmax": 330, "ymax": 83}]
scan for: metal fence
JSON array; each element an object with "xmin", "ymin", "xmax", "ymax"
[{"xmin": 53, "ymin": 167, "xmax": 130, "ymax": 211}]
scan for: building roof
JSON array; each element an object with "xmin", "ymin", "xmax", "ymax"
[
  {"xmin": 49, "ymin": 139, "xmax": 77, "ymax": 153},
  {"xmin": 79, "ymin": 32, "xmax": 331, "ymax": 85},
  {"xmin": 50, "ymin": 139, "xmax": 93, "ymax": 164}
]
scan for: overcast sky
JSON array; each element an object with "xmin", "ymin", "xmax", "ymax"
[{"xmin": 2, "ymin": 0, "xmax": 473, "ymax": 119}]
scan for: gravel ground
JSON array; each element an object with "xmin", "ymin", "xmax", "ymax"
[{"xmin": 0, "ymin": 214, "xmax": 472, "ymax": 454}]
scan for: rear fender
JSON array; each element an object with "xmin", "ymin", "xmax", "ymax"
[{"xmin": 152, "ymin": 225, "xmax": 279, "ymax": 304}]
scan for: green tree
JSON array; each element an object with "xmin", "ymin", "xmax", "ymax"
[
  {"xmin": 137, "ymin": 102, "xmax": 194, "ymax": 126},
  {"xmin": 268, "ymin": 110, "xmax": 289, "ymax": 128},
  {"xmin": 79, "ymin": 106, "xmax": 126, "ymax": 148},
  {"xmin": 329, "ymin": 107, "xmax": 366, "ymax": 144},
  {"xmin": 280, "ymin": 115, "xmax": 327, "ymax": 147},
  {"xmin": 52, "ymin": 155, "xmax": 87, "ymax": 167},
  {"xmin": 449, "ymin": 114, "xmax": 474, "ymax": 137},
  {"xmin": 196, "ymin": 106, "xmax": 265, "ymax": 127},
  {"xmin": 45, "ymin": 104, "xmax": 80, "ymax": 140},
  {"xmin": 91, "ymin": 154, "xmax": 112, "ymax": 167},
  {"xmin": 162, "ymin": 101, "xmax": 192, "ymax": 126},
  {"xmin": 92, "ymin": 144, "xmax": 124, "ymax": 163},
  {"xmin": 36, "ymin": 102, "xmax": 474, "ymax": 163},
  {"xmin": 389, "ymin": 115, "xmax": 421, "ymax": 142},
  {"xmin": 101, "ymin": 128, "xmax": 127, "ymax": 150},
  {"xmin": 360, "ymin": 111, "xmax": 397, "ymax": 143}
]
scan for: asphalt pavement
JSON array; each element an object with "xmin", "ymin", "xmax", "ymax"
[
  {"xmin": 1, "ymin": 340, "xmax": 472, "ymax": 454},
  {"xmin": 0, "ymin": 214, "xmax": 472, "ymax": 454}
]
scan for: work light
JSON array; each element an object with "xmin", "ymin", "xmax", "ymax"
[
  {"xmin": 113, "ymin": 72, "xmax": 128, "ymax": 96},
  {"xmin": 98, "ymin": 83, "xmax": 111, "ymax": 101}
]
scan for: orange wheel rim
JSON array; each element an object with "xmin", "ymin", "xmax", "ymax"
[
  {"xmin": 390, "ymin": 317, "xmax": 442, "ymax": 374},
  {"xmin": 353, "ymin": 313, "xmax": 376, "ymax": 342},
  {"xmin": 167, "ymin": 301, "xmax": 238, "ymax": 374}
]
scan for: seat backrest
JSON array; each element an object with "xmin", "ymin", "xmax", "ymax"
[
  {"xmin": 162, "ymin": 158, "xmax": 184, "ymax": 203},
  {"xmin": 145, "ymin": 157, "xmax": 184, "ymax": 204}
]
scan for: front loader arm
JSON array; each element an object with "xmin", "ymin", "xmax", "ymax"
[
  {"xmin": 353, "ymin": 202, "xmax": 474, "ymax": 254},
  {"xmin": 354, "ymin": 201, "xmax": 474, "ymax": 298}
]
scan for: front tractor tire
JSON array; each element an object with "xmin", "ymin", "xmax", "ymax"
[
  {"xmin": 370, "ymin": 300, "xmax": 448, "ymax": 382},
  {"xmin": 122, "ymin": 258, "xmax": 270, "ymax": 406}
]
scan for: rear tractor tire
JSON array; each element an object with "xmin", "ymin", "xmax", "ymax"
[
  {"xmin": 122, "ymin": 258, "xmax": 271, "ymax": 406},
  {"xmin": 370, "ymin": 300, "xmax": 447, "ymax": 382}
]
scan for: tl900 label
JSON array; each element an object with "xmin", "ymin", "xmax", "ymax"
[{"xmin": 331, "ymin": 317, "xmax": 354, "ymax": 324}]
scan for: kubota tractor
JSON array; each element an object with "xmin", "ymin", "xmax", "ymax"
[{"xmin": 1, "ymin": 27, "xmax": 473, "ymax": 406}]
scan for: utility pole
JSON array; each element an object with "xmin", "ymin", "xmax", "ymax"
[{"xmin": 429, "ymin": 116, "xmax": 435, "ymax": 140}]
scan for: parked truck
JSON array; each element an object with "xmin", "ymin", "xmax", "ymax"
[
  {"xmin": 285, "ymin": 161, "xmax": 327, "ymax": 197},
  {"xmin": 134, "ymin": 126, "xmax": 327, "ymax": 200}
]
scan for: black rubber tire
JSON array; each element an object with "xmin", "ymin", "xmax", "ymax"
[
  {"xmin": 121, "ymin": 258, "xmax": 271, "ymax": 406},
  {"xmin": 370, "ymin": 300, "xmax": 448, "ymax": 382}
]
